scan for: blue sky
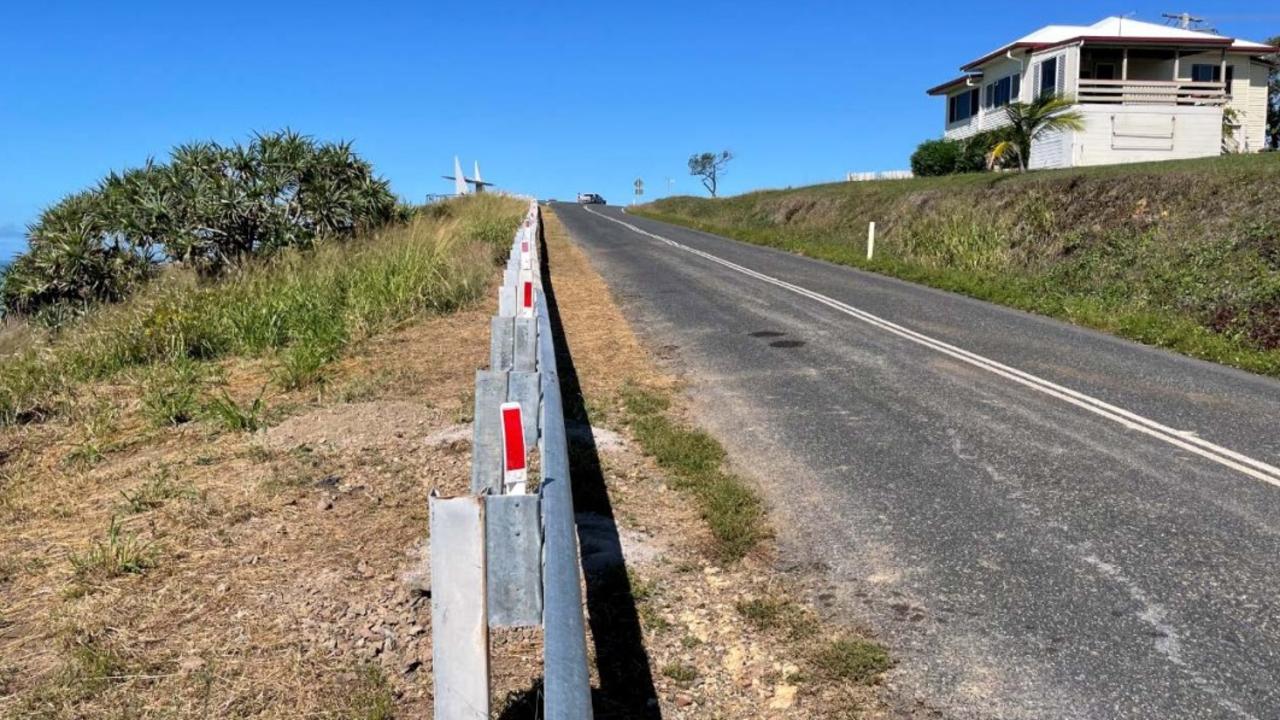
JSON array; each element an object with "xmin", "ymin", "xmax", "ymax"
[{"xmin": 1, "ymin": 1, "xmax": 1277, "ymax": 261}]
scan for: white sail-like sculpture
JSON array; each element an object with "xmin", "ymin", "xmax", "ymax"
[{"xmin": 454, "ymin": 156, "xmax": 469, "ymax": 196}]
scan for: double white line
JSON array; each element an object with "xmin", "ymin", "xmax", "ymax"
[{"xmin": 585, "ymin": 206, "xmax": 1280, "ymax": 490}]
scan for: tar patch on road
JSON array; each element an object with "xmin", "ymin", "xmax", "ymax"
[{"xmin": 748, "ymin": 330, "xmax": 805, "ymax": 349}]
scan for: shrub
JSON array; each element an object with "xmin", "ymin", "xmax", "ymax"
[
  {"xmin": 910, "ymin": 138, "xmax": 964, "ymax": 177},
  {"xmin": 958, "ymin": 129, "xmax": 1011, "ymax": 172},
  {"xmin": 911, "ymin": 130, "xmax": 1010, "ymax": 177},
  {"xmin": 0, "ymin": 130, "xmax": 397, "ymax": 319}
]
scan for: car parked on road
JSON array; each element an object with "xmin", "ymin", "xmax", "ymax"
[{"xmin": 576, "ymin": 193, "xmax": 606, "ymax": 205}]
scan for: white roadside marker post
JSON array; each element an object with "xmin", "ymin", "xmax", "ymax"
[{"xmin": 867, "ymin": 221, "xmax": 876, "ymax": 261}]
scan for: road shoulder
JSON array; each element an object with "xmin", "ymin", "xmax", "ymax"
[{"xmin": 543, "ymin": 205, "xmax": 906, "ymax": 719}]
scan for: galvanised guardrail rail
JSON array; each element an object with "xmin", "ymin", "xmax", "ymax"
[{"xmin": 429, "ymin": 201, "xmax": 592, "ymax": 719}]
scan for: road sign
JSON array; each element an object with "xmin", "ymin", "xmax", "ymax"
[{"xmin": 634, "ymin": 178, "xmax": 644, "ymax": 196}]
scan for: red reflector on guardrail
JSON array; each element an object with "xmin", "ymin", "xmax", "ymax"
[
  {"xmin": 523, "ymin": 281, "xmax": 533, "ymax": 309},
  {"xmin": 500, "ymin": 402, "xmax": 527, "ymax": 493}
]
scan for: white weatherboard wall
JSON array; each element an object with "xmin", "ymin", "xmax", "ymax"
[
  {"xmin": 1074, "ymin": 105, "xmax": 1222, "ymax": 166},
  {"xmin": 1239, "ymin": 62, "xmax": 1270, "ymax": 152},
  {"xmin": 1029, "ymin": 128, "xmax": 1071, "ymax": 170},
  {"xmin": 1029, "ymin": 105, "xmax": 1223, "ymax": 169}
]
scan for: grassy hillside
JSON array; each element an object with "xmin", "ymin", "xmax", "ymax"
[
  {"xmin": 0, "ymin": 195, "xmax": 523, "ymax": 425},
  {"xmin": 635, "ymin": 154, "xmax": 1280, "ymax": 377}
]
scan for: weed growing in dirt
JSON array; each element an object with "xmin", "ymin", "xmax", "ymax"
[
  {"xmin": 627, "ymin": 567, "xmax": 658, "ymax": 602},
  {"xmin": 204, "ymin": 386, "xmax": 267, "ymax": 431},
  {"xmin": 453, "ymin": 388, "xmax": 475, "ymax": 424},
  {"xmin": 348, "ymin": 664, "xmax": 395, "ymax": 719},
  {"xmin": 622, "ymin": 387, "xmax": 766, "ymax": 562},
  {"xmin": 117, "ymin": 468, "xmax": 194, "ymax": 514},
  {"xmin": 336, "ymin": 370, "xmax": 394, "ymax": 403},
  {"xmin": 64, "ymin": 398, "xmax": 119, "ymax": 466},
  {"xmin": 661, "ymin": 661, "xmax": 699, "ymax": 685},
  {"xmin": 140, "ymin": 356, "xmax": 205, "ymax": 426},
  {"xmin": 69, "ymin": 518, "xmax": 154, "ymax": 583},
  {"xmin": 735, "ymin": 597, "xmax": 814, "ymax": 640},
  {"xmin": 637, "ymin": 603, "xmax": 671, "ymax": 634},
  {"xmin": 813, "ymin": 637, "xmax": 891, "ymax": 685}
]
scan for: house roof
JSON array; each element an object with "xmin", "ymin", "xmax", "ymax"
[
  {"xmin": 958, "ymin": 16, "xmax": 1277, "ymax": 71},
  {"xmin": 925, "ymin": 75, "xmax": 981, "ymax": 96}
]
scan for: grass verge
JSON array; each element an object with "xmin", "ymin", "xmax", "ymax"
[
  {"xmin": 620, "ymin": 384, "xmax": 766, "ymax": 562},
  {"xmin": 634, "ymin": 153, "xmax": 1280, "ymax": 378}
]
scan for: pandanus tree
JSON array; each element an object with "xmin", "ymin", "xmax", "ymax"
[
  {"xmin": 0, "ymin": 130, "xmax": 397, "ymax": 319},
  {"xmin": 989, "ymin": 95, "xmax": 1086, "ymax": 172}
]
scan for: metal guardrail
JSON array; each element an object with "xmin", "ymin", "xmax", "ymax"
[{"xmin": 430, "ymin": 201, "xmax": 592, "ymax": 719}]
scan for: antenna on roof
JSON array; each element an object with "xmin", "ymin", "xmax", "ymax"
[{"xmin": 1161, "ymin": 11, "xmax": 1215, "ymax": 33}]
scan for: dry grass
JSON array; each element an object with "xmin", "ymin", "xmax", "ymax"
[{"xmin": 0, "ymin": 257, "xmax": 540, "ymax": 716}]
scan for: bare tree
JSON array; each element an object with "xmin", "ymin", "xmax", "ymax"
[{"xmin": 688, "ymin": 151, "xmax": 734, "ymax": 197}]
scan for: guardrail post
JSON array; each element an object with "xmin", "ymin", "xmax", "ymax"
[
  {"xmin": 429, "ymin": 493, "xmax": 489, "ymax": 720},
  {"xmin": 513, "ymin": 317, "xmax": 537, "ymax": 372},
  {"xmin": 485, "ymin": 494, "xmax": 543, "ymax": 627},
  {"xmin": 499, "ymin": 273, "xmax": 517, "ymax": 317},
  {"xmin": 491, "ymin": 316, "xmax": 515, "ymax": 372},
  {"xmin": 471, "ymin": 370, "xmax": 508, "ymax": 494},
  {"xmin": 506, "ymin": 371, "xmax": 540, "ymax": 450}
]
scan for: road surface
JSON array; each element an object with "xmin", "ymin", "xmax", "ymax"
[{"xmin": 552, "ymin": 202, "xmax": 1280, "ymax": 720}]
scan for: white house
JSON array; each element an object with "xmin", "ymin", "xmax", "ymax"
[{"xmin": 927, "ymin": 17, "xmax": 1277, "ymax": 168}]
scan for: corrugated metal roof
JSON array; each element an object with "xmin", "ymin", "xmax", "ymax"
[{"xmin": 959, "ymin": 16, "xmax": 1275, "ymax": 70}]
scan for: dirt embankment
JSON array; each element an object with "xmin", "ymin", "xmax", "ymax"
[{"xmin": 0, "ymin": 294, "xmax": 551, "ymax": 717}]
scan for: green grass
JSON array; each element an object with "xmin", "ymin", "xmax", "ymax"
[
  {"xmin": 140, "ymin": 355, "xmax": 205, "ymax": 426},
  {"xmin": 811, "ymin": 638, "xmax": 891, "ymax": 685},
  {"xmin": 660, "ymin": 660, "xmax": 699, "ymax": 684},
  {"xmin": 0, "ymin": 195, "xmax": 525, "ymax": 425},
  {"xmin": 117, "ymin": 468, "xmax": 194, "ymax": 514},
  {"xmin": 734, "ymin": 597, "xmax": 813, "ymax": 639},
  {"xmin": 621, "ymin": 385, "xmax": 766, "ymax": 562},
  {"xmin": 347, "ymin": 664, "xmax": 396, "ymax": 720},
  {"xmin": 203, "ymin": 386, "xmax": 267, "ymax": 432},
  {"xmin": 69, "ymin": 518, "xmax": 154, "ymax": 583},
  {"xmin": 634, "ymin": 153, "xmax": 1280, "ymax": 378}
]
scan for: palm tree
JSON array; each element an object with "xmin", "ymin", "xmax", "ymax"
[{"xmin": 990, "ymin": 95, "xmax": 1086, "ymax": 172}]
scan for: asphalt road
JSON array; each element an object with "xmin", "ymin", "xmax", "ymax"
[{"xmin": 551, "ymin": 202, "xmax": 1280, "ymax": 720}]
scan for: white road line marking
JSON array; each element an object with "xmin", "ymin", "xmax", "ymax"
[{"xmin": 583, "ymin": 205, "xmax": 1280, "ymax": 489}]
